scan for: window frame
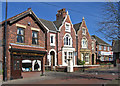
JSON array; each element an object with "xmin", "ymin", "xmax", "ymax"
[
  {"xmin": 99, "ymin": 45, "xmax": 102, "ymax": 50},
  {"xmin": 32, "ymin": 30, "xmax": 38, "ymax": 45},
  {"xmin": 82, "ymin": 38, "xmax": 88, "ymax": 48},
  {"xmin": 65, "ymin": 22, "xmax": 71, "ymax": 32},
  {"xmin": 82, "ymin": 28, "xmax": 86, "ymax": 35},
  {"xmin": 50, "ymin": 34, "xmax": 55, "ymax": 46},
  {"xmin": 17, "ymin": 27, "xmax": 25, "ymax": 43},
  {"xmin": 64, "ymin": 34, "xmax": 72, "ymax": 47},
  {"xmin": 104, "ymin": 46, "xmax": 106, "ymax": 51}
]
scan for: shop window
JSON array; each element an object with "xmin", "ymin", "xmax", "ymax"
[
  {"xmin": 14, "ymin": 60, "xmax": 20, "ymax": 70},
  {"xmin": 50, "ymin": 34, "xmax": 55, "ymax": 46},
  {"xmin": 32, "ymin": 31, "xmax": 38, "ymax": 45},
  {"xmin": 100, "ymin": 56, "xmax": 104, "ymax": 61},
  {"xmin": 82, "ymin": 38, "xmax": 87, "ymax": 48},
  {"xmin": 17, "ymin": 28, "xmax": 24, "ymax": 43}
]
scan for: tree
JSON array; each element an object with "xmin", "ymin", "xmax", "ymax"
[{"xmin": 98, "ymin": 2, "xmax": 120, "ymax": 41}]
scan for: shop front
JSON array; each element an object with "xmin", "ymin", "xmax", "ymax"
[
  {"xmin": 98, "ymin": 51, "xmax": 113, "ymax": 64},
  {"xmin": 9, "ymin": 44, "xmax": 47, "ymax": 79}
]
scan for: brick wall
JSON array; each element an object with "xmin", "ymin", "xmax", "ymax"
[{"xmin": 2, "ymin": 15, "xmax": 46, "ymax": 79}]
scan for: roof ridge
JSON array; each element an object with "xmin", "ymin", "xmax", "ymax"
[{"xmin": 2, "ymin": 9, "xmax": 30, "ymax": 24}]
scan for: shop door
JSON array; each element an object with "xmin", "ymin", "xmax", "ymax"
[{"xmin": 11, "ymin": 55, "xmax": 22, "ymax": 79}]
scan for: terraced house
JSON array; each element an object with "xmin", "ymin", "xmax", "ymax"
[{"xmin": 1, "ymin": 8, "xmax": 99, "ymax": 80}]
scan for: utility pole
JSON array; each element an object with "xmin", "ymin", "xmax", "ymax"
[{"xmin": 3, "ymin": 0, "xmax": 8, "ymax": 81}]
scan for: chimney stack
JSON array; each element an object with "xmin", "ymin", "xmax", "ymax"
[{"xmin": 56, "ymin": 8, "xmax": 67, "ymax": 20}]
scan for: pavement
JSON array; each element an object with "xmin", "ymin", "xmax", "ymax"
[{"xmin": 0, "ymin": 64, "xmax": 120, "ymax": 85}]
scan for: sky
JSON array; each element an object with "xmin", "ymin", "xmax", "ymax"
[{"xmin": 1, "ymin": 2, "xmax": 114, "ymax": 45}]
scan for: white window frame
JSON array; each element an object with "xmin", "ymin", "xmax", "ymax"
[
  {"xmin": 65, "ymin": 22, "xmax": 71, "ymax": 32},
  {"xmin": 85, "ymin": 54, "xmax": 89, "ymax": 64},
  {"xmin": 50, "ymin": 34, "xmax": 55, "ymax": 46},
  {"xmin": 82, "ymin": 38, "xmax": 88, "ymax": 48},
  {"xmin": 92, "ymin": 41, "xmax": 94, "ymax": 50},
  {"xmin": 108, "ymin": 47, "xmax": 110, "ymax": 51},
  {"xmin": 104, "ymin": 46, "xmax": 106, "ymax": 51},
  {"xmin": 82, "ymin": 28, "xmax": 86, "ymax": 35},
  {"xmin": 99, "ymin": 45, "xmax": 102, "ymax": 50},
  {"xmin": 63, "ymin": 33, "xmax": 72, "ymax": 47}
]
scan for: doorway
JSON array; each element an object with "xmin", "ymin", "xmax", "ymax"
[{"xmin": 92, "ymin": 54, "xmax": 94, "ymax": 65}]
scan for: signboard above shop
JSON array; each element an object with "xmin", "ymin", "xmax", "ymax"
[{"xmin": 99, "ymin": 51, "xmax": 113, "ymax": 56}]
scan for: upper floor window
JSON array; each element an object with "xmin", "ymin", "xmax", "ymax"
[
  {"xmin": 107, "ymin": 47, "xmax": 109, "ymax": 51},
  {"xmin": 82, "ymin": 38, "xmax": 87, "ymax": 48},
  {"xmin": 92, "ymin": 41, "xmax": 94, "ymax": 50},
  {"xmin": 50, "ymin": 34, "xmax": 55, "ymax": 46},
  {"xmin": 64, "ymin": 34, "xmax": 72, "ymax": 46},
  {"xmin": 104, "ymin": 46, "xmax": 106, "ymax": 50},
  {"xmin": 17, "ymin": 28, "xmax": 24, "ymax": 43},
  {"xmin": 65, "ymin": 22, "xmax": 71, "ymax": 32},
  {"xmin": 32, "ymin": 31, "xmax": 38, "ymax": 45},
  {"xmin": 99, "ymin": 45, "xmax": 102, "ymax": 50},
  {"xmin": 82, "ymin": 28, "xmax": 86, "ymax": 35}
]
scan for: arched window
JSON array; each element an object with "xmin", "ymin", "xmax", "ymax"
[
  {"xmin": 82, "ymin": 38, "xmax": 87, "ymax": 48},
  {"xmin": 64, "ymin": 34, "xmax": 72, "ymax": 46}
]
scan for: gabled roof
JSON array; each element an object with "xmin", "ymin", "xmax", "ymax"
[
  {"xmin": 39, "ymin": 18, "xmax": 57, "ymax": 31},
  {"xmin": 2, "ymin": 8, "xmax": 31, "ymax": 24},
  {"xmin": 53, "ymin": 18, "xmax": 64, "ymax": 29},
  {"xmin": 112, "ymin": 40, "xmax": 120, "ymax": 52},
  {"xmin": 73, "ymin": 22, "xmax": 82, "ymax": 33},
  {"xmin": 91, "ymin": 35, "xmax": 110, "ymax": 46},
  {"xmin": 1, "ymin": 8, "xmax": 48, "ymax": 32}
]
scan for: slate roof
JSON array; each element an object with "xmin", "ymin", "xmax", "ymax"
[
  {"xmin": 53, "ymin": 18, "xmax": 64, "ymax": 29},
  {"xmin": 39, "ymin": 18, "xmax": 57, "ymax": 31},
  {"xmin": 91, "ymin": 35, "xmax": 110, "ymax": 46},
  {"xmin": 112, "ymin": 40, "xmax": 120, "ymax": 52},
  {"xmin": 73, "ymin": 22, "xmax": 82, "ymax": 33}
]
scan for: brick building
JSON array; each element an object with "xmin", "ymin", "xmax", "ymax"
[
  {"xmin": 1, "ymin": 8, "xmax": 102, "ymax": 80},
  {"xmin": 1, "ymin": 8, "xmax": 47, "ymax": 79},
  {"xmin": 91, "ymin": 35, "xmax": 113, "ymax": 64}
]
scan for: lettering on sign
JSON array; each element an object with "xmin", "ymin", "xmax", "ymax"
[{"xmin": 13, "ymin": 52, "xmax": 44, "ymax": 56}]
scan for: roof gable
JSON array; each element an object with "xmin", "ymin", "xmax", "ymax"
[
  {"xmin": 92, "ymin": 35, "xmax": 110, "ymax": 46},
  {"xmin": 1, "ymin": 8, "xmax": 48, "ymax": 33}
]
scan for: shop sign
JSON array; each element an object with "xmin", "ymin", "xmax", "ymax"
[
  {"xmin": 13, "ymin": 52, "xmax": 44, "ymax": 56},
  {"xmin": 100, "ymin": 51, "xmax": 113, "ymax": 56}
]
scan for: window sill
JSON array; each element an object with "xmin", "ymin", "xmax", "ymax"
[{"xmin": 50, "ymin": 44, "xmax": 55, "ymax": 46}]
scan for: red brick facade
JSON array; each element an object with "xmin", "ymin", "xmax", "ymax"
[{"xmin": 1, "ymin": 9, "xmax": 47, "ymax": 80}]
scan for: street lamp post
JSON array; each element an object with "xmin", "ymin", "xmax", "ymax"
[{"xmin": 3, "ymin": 0, "xmax": 8, "ymax": 81}]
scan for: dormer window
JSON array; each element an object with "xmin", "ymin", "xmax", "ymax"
[
  {"xmin": 65, "ymin": 22, "xmax": 71, "ymax": 32},
  {"xmin": 82, "ymin": 28, "xmax": 86, "ymax": 35}
]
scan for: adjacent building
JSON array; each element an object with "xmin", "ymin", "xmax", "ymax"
[{"xmin": 91, "ymin": 35, "xmax": 113, "ymax": 64}]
